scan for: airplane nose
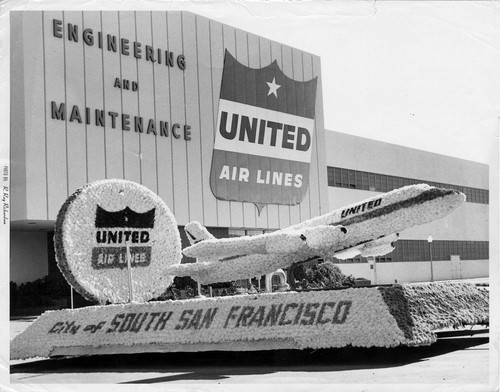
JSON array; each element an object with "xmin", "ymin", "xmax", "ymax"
[
  {"xmin": 437, "ymin": 187, "xmax": 467, "ymax": 206},
  {"xmin": 446, "ymin": 188, "xmax": 466, "ymax": 200},
  {"xmin": 438, "ymin": 187, "xmax": 462, "ymax": 196}
]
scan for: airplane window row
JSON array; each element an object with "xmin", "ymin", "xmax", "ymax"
[{"xmin": 327, "ymin": 167, "xmax": 489, "ymax": 204}]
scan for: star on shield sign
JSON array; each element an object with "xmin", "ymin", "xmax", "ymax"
[{"xmin": 267, "ymin": 77, "xmax": 281, "ymax": 97}]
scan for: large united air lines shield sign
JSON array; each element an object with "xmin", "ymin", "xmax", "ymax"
[{"xmin": 210, "ymin": 50, "xmax": 318, "ymax": 209}]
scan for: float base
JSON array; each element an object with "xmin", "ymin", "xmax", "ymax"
[{"xmin": 11, "ymin": 282, "xmax": 489, "ymax": 360}]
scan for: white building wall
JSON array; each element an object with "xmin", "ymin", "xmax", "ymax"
[
  {"xmin": 10, "ymin": 11, "xmax": 328, "ymax": 230},
  {"xmin": 325, "ymin": 130, "xmax": 488, "ymax": 189},
  {"xmin": 9, "ymin": 10, "xmax": 329, "ymax": 285},
  {"xmin": 337, "ymin": 260, "xmax": 489, "ymax": 285}
]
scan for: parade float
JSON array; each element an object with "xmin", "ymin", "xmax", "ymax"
[{"xmin": 11, "ymin": 180, "xmax": 489, "ymax": 360}]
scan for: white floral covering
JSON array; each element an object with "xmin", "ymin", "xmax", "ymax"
[
  {"xmin": 168, "ymin": 253, "xmax": 305, "ymax": 285},
  {"xmin": 287, "ymin": 184, "xmax": 465, "ymax": 250},
  {"xmin": 170, "ymin": 185, "xmax": 465, "ymax": 284},
  {"xmin": 11, "ymin": 287, "xmax": 405, "ymax": 359},
  {"xmin": 55, "ymin": 179, "xmax": 182, "ymax": 304},
  {"xmin": 11, "ymin": 282, "xmax": 488, "ymax": 360}
]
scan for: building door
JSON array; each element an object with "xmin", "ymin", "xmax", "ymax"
[{"xmin": 450, "ymin": 255, "xmax": 462, "ymax": 280}]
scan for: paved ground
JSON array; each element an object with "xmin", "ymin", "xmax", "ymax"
[{"xmin": 8, "ymin": 317, "xmax": 493, "ymax": 389}]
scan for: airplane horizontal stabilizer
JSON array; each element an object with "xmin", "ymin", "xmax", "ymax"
[
  {"xmin": 183, "ymin": 236, "xmax": 267, "ymax": 259},
  {"xmin": 184, "ymin": 221, "xmax": 215, "ymax": 245}
]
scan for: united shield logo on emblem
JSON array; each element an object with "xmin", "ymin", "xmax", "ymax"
[{"xmin": 210, "ymin": 50, "xmax": 318, "ymax": 211}]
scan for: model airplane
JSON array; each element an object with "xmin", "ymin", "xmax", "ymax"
[{"xmin": 166, "ymin": 184, "xmax": 466, "ymax": 284}]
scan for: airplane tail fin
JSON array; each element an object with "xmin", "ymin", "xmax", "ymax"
[{"xmin": 184, "ymin": 221, "xmax": 215, "ymax": 245}]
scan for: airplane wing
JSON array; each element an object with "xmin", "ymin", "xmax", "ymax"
[
  {"xmin": 166, "ymin": 252, "xmax": 306, "ymax": 285},
  {"xmin": 170, "ymin": 231, "xmax": 398, "ymax": 285},
  {"xmin": 332, "ymin": 233, "xmax": 399, "ymax": 260},
  {"xmin": 182, "ymin": 224, "xmax": 349, "ymax": 260}
]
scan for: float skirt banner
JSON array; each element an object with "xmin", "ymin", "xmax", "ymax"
[
  {"xmin": 11, "ymin": 288, "xmax": 404, "ymax": 359},
  {"xmin": 11, "ymin": 283, "xmax": 488, "ymax": 359},
  {"xmin": 210, "ymin": 50, "xmax": 318, "ymax": 207}
]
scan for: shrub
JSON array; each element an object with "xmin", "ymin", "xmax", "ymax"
[
  {"xmin": 293, "ymin": 261, "xmax": 356, "ymax": 290},
  {"xmin": 11, "ymin": 276, "xmax": 70, "ymax": 299},
  {"xmin": 151, "ymin": 277, "xmax": 239, "ymax": 301}
]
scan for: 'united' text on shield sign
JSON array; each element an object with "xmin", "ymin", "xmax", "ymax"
[{"xmin": 210, "ymin": 50, "xmax": 318, "ymax": 208}]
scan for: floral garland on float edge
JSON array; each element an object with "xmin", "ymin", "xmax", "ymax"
[
  {"xmin": 54, "ymin": 179, "xmax": 182, "ymax": 304},
  {"xmin": 11, "ymin": 282, "xmax": 488, "ymax": 360}
]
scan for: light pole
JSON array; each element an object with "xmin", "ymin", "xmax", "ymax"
[
  {"xmin": 427, "ymin": 235, "xmax": 434, "ymax": 282},
  {"xmin": 367, "ymin": 256, "xmax": 377, "ymax": 285}
]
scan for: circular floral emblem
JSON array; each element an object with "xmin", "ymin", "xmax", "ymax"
[{"xmin": 54, "ymin": 179, "xmax": 181, "ymax": 304}]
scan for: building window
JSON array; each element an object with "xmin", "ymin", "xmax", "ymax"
[
  {"xmin": 229, "ymin": 229, "xmax": 267, "ymax": 237},
  {"xmin": 228, "ymin": 229, "xmax": 246, "ymax": 238},
  {"xmin": 247, "ymin": 230, "xmax": 264, "ymax": 236},
  {"xmin": 326, "ymin": 166, "xmax": 489, "ymax": 204}
]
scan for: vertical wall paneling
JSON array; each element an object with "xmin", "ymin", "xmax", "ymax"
[
  {"xmin": 135, "ymin": 11, "xmax": 158, "ymax": 193},
  {"xmin": 10, "ymin": 11, "xmax": 27, "ymax": 221},
  {"xmin": 118, "ymin": 11, "xmax": 141, "ymax": 183},
  {"xmin": 270, "ymin": 41, "xmax": 290, "ymax": 228},
  {"xmin": 259, "ymin": 37, "xmax": 280, "ymax": 229},
  {"xmin": 312, "ymin": 57, "xmax": 328, "ymax": 215},
  {"xmin": 43, "ymin": 11, "xmax": 69, "ymax": 218},
  {"xmin": 210, "ymin": 20, "xmax": 231, "ymax": 227},
  {"xmin": 301, "ymin": 51, "xmax": 317, "ymax": 219},
  {"xmin": 21, "ymin": 12, "xmax": 46, "ymax": 219},
  {"xmin": 235, "ymin": 28, "xmax": 257, "ymax": 229},
  {"xmin": 195, "ymin": 15, "xmax": 218, "ymax": 226},
  {"xmin": 101, "ymin": 11, "xmax": 124, "ymax": 180},
  {"xmin": 281, "ymin": 45, "xmax": 301, "ymax": 226},
  {"xmin": 151, "ymin": 12, "xmax": 174, "ymax": 209},
  {"xmin": 247, "ymin": 33, "xmax": 268, "ymax": 229},
  {"xmin": 64, "ymin": 11, "xmax": 88, "ymax": 195},
  {"xmin": 82, "ymin": 11, "xmax": 106, "ymax": 183},
  {"xmin": 167, "ymin": 12, "xmax": 189, "ymax": 223},
  {"xmin": 295, "ymin": 48, "xmax": 313, "ymax": 222},
  {"xmin": 182, "ymin": 12, "xmax": 204, "ymax": 223},
  {"xmin": 223, "ymin": 24, "xmax": 244, "ymax": 229},
  {"xmin": 307, "ymin": 54, "xmax": 321, "ymax": 217},
  {"xmin": 211, "ymin": 21, "xmax": 229, "ymax": 216}
]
